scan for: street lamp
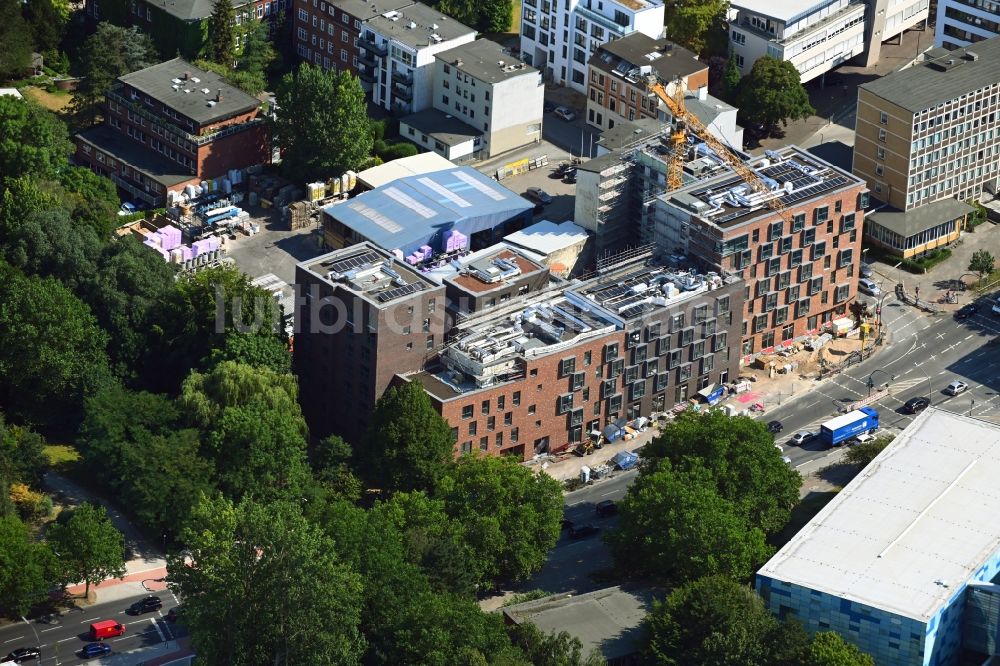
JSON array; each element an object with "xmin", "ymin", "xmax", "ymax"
[{"xmin": 867, "ymin": 369, "xmax": 895, "ymax": 397}]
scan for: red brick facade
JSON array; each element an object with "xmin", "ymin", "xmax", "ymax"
[{"xmin": 293, "ymin": 0, "xmax": 365, "ymax": 74}]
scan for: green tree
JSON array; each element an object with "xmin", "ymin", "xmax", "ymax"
[
  {"xmin": 47, "ymin": 503, "xmax": 126, "ymax": 597},
  {"xmin": 0, "ymin": 208, "xmax": 102, "ymax": 292},
  {"xmin": 58, "ymin": 166, "xmax": 121, "ymax": 236},
  {"xmin": 237, "ymin": 19, "xmax": 275, "ymax": 85},
  {"xmin": 167, "ymin": 496, "xmax": 366, "ymax": 665},
  {"xmin": 643, "ymin": 575, "xmax": 788, "ymax": 666},
  {"xmin": 208, "ymin": 331, "xmax": 292, "ymax": 374},
  {"xmin": 0, "ymin": 96, "xmax": 72, "ymax": 181},
  {"xmin": 310, "ymin": 435, "xmax": 363, "ymax": 504},
  {"xmin": 969, "ymin": 249, "xmax": 995, "ymax": 283},
  {"xmin": 807, "ymin": 632, "xmax": 875, "ymax": 666},
  {"xmin": 0, "ymin": 0, "xmax": 32, "ymax": 81},
  {"xmin": 23, "ymin": 0, "xmax": 68, "ymax": 53},
  {"xmin": 642, "ymin": 411, "xmax": 800, "ymax": 534},
  {"xmin": 0, "ymin": 514, "xmax": 56, "ymax": 617},
  {"xmin": 0, "ymin": 415, "xmax": 48, "ymax": 491},
  {"xmin": 180, "ymin": 361, "xmax": 311, "ymax": 501},
  {"xmin": 844, "ymin": 435, "xmax": 894, "ymax": 469},
  {"xmin": 736, "ymin": 56, "xmax": 815, "ymax": 132},
  {"xmin": 723, "ymin": 55, "xmax": 742, "ymax": 98},
  {"xmin": 73, "ymin": 24, "xmax": 158, "ymax": 126},
  {"xmin": 360, "ymin": 381, "xmax": 455, "ymax": 493},
  {"xmin": 437, "ymin": 455, "xmax": 563, "ymax": 589},
  {"xmin": 0, "ymin": 263, "xmax": 112, "ymax": 429},
  {"xmin": 507, "ymin": 622, "xmax": 607, "ymax": 666},
  {"xmin": 208, "ymin": 0, "xmax": 237, "ymax": 66},
  {"xmin": 272, "ymin": 64, "xmax": 374, "ymax": 183},
  {"xmin": 607, "ymin": 461, "xmax": 773, "ymax": 584},
  {"xmin": 663, "ymin": 0, "xmax": 728, "ymax": 55}
]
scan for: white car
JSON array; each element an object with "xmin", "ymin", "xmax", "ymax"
[
  {"xmin": 945, "ymin": 380, "xmax": 968, "ymax": 396},
  {"xmin": 788, "ymin": 431, "xmax": 817, "ymax": 446},
  {"xmin": 553, "ymin": 106, "xmax": 576, "ymax": 121},
  {"xmin": 857, "ymin": 278, "xmax": 880, "ymax": 296},
  {"xmin": 117, "ymin": 202, "xmax": 139, "ymax": 216}
]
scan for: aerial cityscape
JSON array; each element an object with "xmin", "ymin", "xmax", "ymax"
[{"xmin": 3, "ymin": 0, "xmax": 1000, "ymax": 663}]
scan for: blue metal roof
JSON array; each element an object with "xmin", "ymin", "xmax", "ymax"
[{"xmin": 325, "ymin": 167, "xmax": 534, "ymax": 255}]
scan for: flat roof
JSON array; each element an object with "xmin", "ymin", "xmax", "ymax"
[
  {"xmin": 759, "ymin": 408, "xmax": 1000, "ymax": 622},
  {"xmin": 859, "ymin": 37, "xmax": 1000, "ymax": 112},
  {"xmin": 367, "ymin": 4, "xmax": 474, "ymax": 50},
  {"xmin": 591, "ymin": 34, "xmax": 704, "ymax": 84},
  {"xmin": 118, "ymin": 58, "xmax": 260, "ymax": 126},
  {"xmin": 436, "ymin": 39, "xmax": 540, "ymax": 85},
  {"xmin": 357, "ymin": 151, "xmax": 456, "ymax": 189},
  {"xmin": 399, "ymin": 108, "xmax": 481, "ymax": 146},
  {"xmin": 505, "ymin": 220, "xmax": 589, "ymax": 255},
  {"xmin": 731, "ymin": 0, "xmax": 832, "ymax": 23},
  {"xmin": 337, "ymin": 0, "xmax": 415, "ymax": 22},
  {"xmin": 447, "ymin": 248, "xmax": 546, "ymax": 294},
  {"xmin": 299, "ymin": 242, "xmax": 439, "ymax": 306},
  {"xmin": 502, "ymin": 587, "xmax": 655, "ymax": 661},
  {"xmin": 867, "ymin": 199, "xmax": 975, "ymax": 239},
  {"xmin": 76, "ymin": 125, "xmax": 194, "ymax": 188},
  {"xmin": 325, "ymin": 166, "xmax": 532, "ymax": 254}
]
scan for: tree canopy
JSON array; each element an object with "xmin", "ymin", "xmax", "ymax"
[
  {"xmin": 662, "ymin": 0, "xmax": 728, "ymax": 55},
  {"xmin": 0, "ymin": 96, "xmax": 73, "ymax": 181},
  {"xmin": 969, "ymin": 249, "xmax": 995, "ymax": 283},
  {"xmin": 0, "ymin": 0, "xmax": 33, "ymax": 81},
  {"xmin": 736, "ymin": 56, "xmax": 815, "ymax": 131},
  {"xmin": 47, "ymin": 503, "xmax": 126, "ymax": 597},
  {"xmin": 272, "ymin": 64, "xmax": 374, "ymax": 184},
  {"xmin": 806, "ymin": 632, "xmax": 876, "ymax": 666},
  {"xmin": 72, "ymin": 24, "xmax": 159, "ymax": 126},
  {"xmin": 208, "ymin": 0, "xmax": 237, "ymax": 66},
  {"xmin": 0, "ymin": 514, "xmax": 56, "ymax": 617}
]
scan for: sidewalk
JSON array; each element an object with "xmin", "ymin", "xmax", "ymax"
[{"xmin": 530, "ymin": 427, "xmax": 660, "ymax": 483}]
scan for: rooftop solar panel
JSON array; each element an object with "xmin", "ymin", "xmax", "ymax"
[
  {"xmin": 376, "ymin": 281, "xmax": 427, "ymax": 303},
  {"xmin": 328, "ymin": 250, "xmax": 383, "ymax": 274}
]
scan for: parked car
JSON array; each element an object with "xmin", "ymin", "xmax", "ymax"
[
  {"xmin": 117, "ymin": 202, "xmax": 138, "ymax": 216},
  {"xmin": 903, "ymin": 396, "xmax": 930, "ymax": 414},
  {"xmin": 553, "ymin": 106, "xmax": 576, "ymax": 121},
  {"xmin": 851, "ymin": 432, "xmax": 877, "ymax": 445},
  {"xmin": 5, "ymin": 648, "xmax": 40, "ymax": 663},
  {"xmin": 568, "ymin": 524, "xmax": 600, "ymax": 539},
  {"xmin": 955, "ymin": 303, "xmax": 979, "ymax": 320},
  {"xmin": 595, "ymin": 500, "xmax": 617, "ymax": 517},
  {"xmin": 992, "ymin": 298, "xmax": 1000, "ymax": 316},
  {"xmin": 543, "ymin": 101, "xmax": 555, "ymax": 113},
  {"xmin": 79, "ymin": 643, "xmax": 112, "ymax": 659},
  {"xmin": 767, "ymin": 420, "xmax": 784, "ymax": 434},
  {"xmin": 945, "ymin": 380, "xmax": 968, "ymax": 396},
  {"xmin": 788, "ymin": 431, "xmax": 817, "ymax": 446},
  {"xmin": 860, "ymin": 263, "xmax": 873, "ymax": 278},
  {"xmin": 524, "ymin": 187, "xmax": 553, "ymax": 205},
  {"xmin": 563, "ymin": 166, "xmax": 577, "ymax": 183},
  {"xmin": 128, "ymin": 595, "xmax": 162, "ymax": 615},
  {"xmin": 858, "ymin": 278, "xmax": 881, "ymax": 296}
]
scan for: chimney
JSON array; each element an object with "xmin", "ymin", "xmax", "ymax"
[
  {"xmin": 216, "ymin": 88, "xmax": 223, "ymax": 102},
  {"xmin": 184, "ymin": 71, "xmax": 191, "ymax": 80}
]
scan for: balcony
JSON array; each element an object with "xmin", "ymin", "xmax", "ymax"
[
  {"xmin": 574, "ymin": 5, "xmax": 627, "ymax": 37},
  {"xmin": 393, "ymin": 83, "xmax": 413, "ymax": 101},
  {"xmin": 391, "ymin": 69, "xmax": 413, "ymax": 85},
  {"xmin": 359, "ymin": 37, "xmax": 387, "ymax": 57},
  {"xmin": 358, "ymin": 66, "xmax": 376, "ymax": 83},
  {"xmin": 357, "ymin": 51, "xmax": 379, "ymax": 69}
]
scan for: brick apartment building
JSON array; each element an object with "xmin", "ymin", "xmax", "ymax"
[
  {"xmin": 407, "ymin": 252, "xmax": 744, "ymax": 460},
  {"xmin": 585, "ymin": 34, "xmax": 706, "ymax": 132},
  {"xmin": 75, "ymin": 59, "xmax": 270, "ymax": 207},
  {"xmin": 292, "ymin": 0, "xmax": 413, "ymax": 75},
  {"xmin": 294, "ymin": 243, "xmax": 447, "ymax": 445},
  {"xmin": 655, "ymin": 146, "xmax": 868, "ymax": 357}
]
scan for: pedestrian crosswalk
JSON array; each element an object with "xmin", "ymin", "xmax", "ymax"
[{"xmin": 887, "ymin": 378, "xmax": 927, "ymax": 393}]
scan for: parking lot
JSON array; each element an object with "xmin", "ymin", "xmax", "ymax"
[
  {"xmin": 501, "ymin": 161, "xmax": 579, "ymax": 224},
  {"xmin": 223, "ymin": 204, "xmax": 322, "ymax": 285}
]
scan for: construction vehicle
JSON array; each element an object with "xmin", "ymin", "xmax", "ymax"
[{"xmin": 644, "ymin": 75, "xmax": 795, "ymax": 226}]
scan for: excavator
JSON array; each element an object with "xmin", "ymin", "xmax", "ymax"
[{"xmin": 644, "ymin": 75, "xmax": 795, "ymax": 226}]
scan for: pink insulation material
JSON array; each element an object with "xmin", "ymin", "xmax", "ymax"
[
  {"xmin": 442, "ymin": 230, "xmax": 467, "ymax": 253},
  {"xmin": 405, "ymin": 254, "xmax": 420, "ymax": 265},
  {"xmin": 419, "ymin": 245, "xmax": 433, "ymax": 258},
  {"xmin": 145, "ymin": 232, "xmax": 162, "ymax": 248},
  {"xmin": 143, "ymin": 238, "xmax": 169, "ymax": 261},
  {"xmin": 159, "ymin": 225, "xmax": 182, "ymax": 251},
  {"xmin": 180, "ymin": 245, "xmax": 194, "ymax": 262}
]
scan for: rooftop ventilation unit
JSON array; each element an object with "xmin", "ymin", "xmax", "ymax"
[
  {"xmin": 207, "ymin": 100, "xmax": 217, "ymax": 106},
  {"xmin": 407, "ymin": 20, "xmax": 416, "ymax": 28},
  {"xmin": 201, "ymin": 88, "xmax": 211, "ymax": 94},
  {"xmin": 431, "ymin": 34, "xmax": 443, "ymax": 42},
  {"xmin": 382, "ymin": 10, "xmax": 400, "ymax": 18},
  {"xmin": 965, "ymin": 51, "xmax": 979, "ymax": 61},
  {"xmin": 190, "ymin": 77, "xmax": 201, "ymax": 83}
]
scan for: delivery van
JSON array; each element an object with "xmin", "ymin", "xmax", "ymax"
[{"xmin": 90, "ymin": 620, "xmax": 126, "ymax": 640}]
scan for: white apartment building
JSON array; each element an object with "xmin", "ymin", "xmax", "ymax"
[
  {"xmin": 360, "ymin": 3, "xmax": 475, "ymax": 114},
  {"xmin": 728, "ymin": 0, "xmax": 929, "ymax": 83},
  {"xmin": 519, "ymin": 0, "xmax": 664, "ymax": 94},
  {"xmin": 936, "ymin": 0, "xmax": 1000, "ymax": 50}
]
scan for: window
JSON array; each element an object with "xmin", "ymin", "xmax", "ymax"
[
  {"xmin": 461, "ymin": 441, "xmax": 472, "ymax": 454},
  {"xmin": 812, "ymin": 241, "xmax": 827, "ymax": 261},
  {"xmin": 809, "ymin": 276, "xmax": 824, "ymax": 296},
  {"xmin": 753, "ymin": 314, "xmax": 768, "ymax": 333},
  {"xmin": 608, "ymin": 394, "xmax": 623, "ymax": 413},
  {"xmin": 558, "ymin": 393, "xmax": 574, "ymax": 414},
  {"xmin": 571, "ymin": 372, "xmax": 585, "ymax": 391},
  {"xmin": 631, "ymin": 381, "xmax": 646, "ymax": 401},
  {"xmin": 667, "ymin": 348, "xmax": 682, "ymax": 369},
  {"xmin": 878, "ymin": 128, "xmax": 886, "ymax": 142},
  {"xmin": 469, "ymin": 422, "xmax": 478, "ymax": 436},
  {"xmin": 496, "ymin": 432, "xmax": 503, "ymax": 447},
  {"xmin": 880, "ymin": 111, "xmax": 888, "ymax": 124},
  {"xmin": 875, "ymin": 164, "xmax": 884, "ymax": 176},
  {"xmin": 497, "ymin": 395, "xmax": 505, "ymax": 410},
  {"xmin": 716, "ymin": 295, "xmax": 730, "ymax": 314},
  {"xmin": 560, "ymin": 357, "xmax": 576, "ymax": 376},
  {"xmin": 513, "ymin": 391, "xmax": 521, "ymax": 405},
  {"xmin": 678, "ymin": 363, "xmax": 692, "ymax": 382},
  {"xmin": 632, "ymin": 344, "xmax": 648, "ymax": 364},
  {"xmin": 487, "ymin": 416, "xmax": 495, "ymax": 431},
  {"xmin": 792, "ymin": 213, "xmax": 805, "ymax": 232},
  {"xmin": 840, "ymin": 213, "xmax": 856, "ymax": 233},
  {"xmin": 713, "ymin": 331, "xmax": 727, "ymax": 352},
  {"xmin": 584, "ymin": 351, "xmax": 592, "ymax": 366},
  {"xmin": 511, "ymin": 427, "xmax": 519, "ymax": 442},
  {"xmin": 839, "ymin": 248, "xmax": 853, "ymax": 267},
  {"xmin": 774, "ymin": 306, "xmax": 788, "ymax": 325},
  {"xmin": 604, "ymin": 342, "xmax": 619, "ymax": 362},
  {"xmin": 462, "ymin": 405, "xmax": 474, "ymax": 419},
  {"xmin": 877, "ymin": 146, "xmax": 885, "ymax": 160},
  {"xmin": 480, "ymin": 436, "xmax": 489, "ymax": 450},
  {"xmin": 814, "ymin": 206, "xmax": 829, "ymax": 224},
  {"xmin": 482, "ymin": 400, "xmax": 490, "ymax": 415},
  {"xmin": 602, "ymin": 379, "xmax": 617, "ymax": 399}
]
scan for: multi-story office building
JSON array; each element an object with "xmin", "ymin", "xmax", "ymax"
[
  {"xmin": 758, "ymin": 408, "xmax": 1000, "ymax": 666},
  {"xmin": 86, "ymin": 0, "xmax": 287, "ymax": 61},
  {"xmin": 74, "ymin": 58, "xmax": 269, "ymax": 207},
  {"xmin": 359, "ymin": 4, "xmax": 475, "ymax": 114},
  {"xmin": 585, "ymin": 34, "xmax": 707, "ymax": 131},
  {"xmin": 728, "ymin": 0, "xmax": 929, "ymax": 83},
  {"xmin": 936, "ymin": 0, "xmax": 1000, "ymax": 50},
  {"xmin": 399, "ymin": 38, "xmax": 545, "ymax": 160},
  {"xmin": 519, "ymin": 0, "xmax": 664, "ymax": 94},
  {"xmin": 407, "ymin": 252, "xmax": 744, "ymax": 459},
  {"xmin": 292, "ymin": 0, "xmax": 413, "ymax": 75},
  {"xmin": 854, "ymin": 40, "xmax": 998, "ymax": 255},
  {"xmin": 655, "ymin": 146, "xmax": 868, "ymax": 357},
  {"xmin": 294, "ymin": 243, "xmax": 447, "ymax": 444}
]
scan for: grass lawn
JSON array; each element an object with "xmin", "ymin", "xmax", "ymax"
[
  {"xmin": 21, "ymin": 86, "xmax": 74, "ymax": 112},
  {"xmin": 768, "ymin": 490, "xmax": 839, "ymax": 551},
  {"xmin": 44, "ymin": 444, "xmax": 81, "ymax": 474}
]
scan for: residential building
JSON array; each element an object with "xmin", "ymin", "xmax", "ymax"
[
  {"xmin": 585, "ymin": 34, "xmax": 707, "ymax": 132},
  {"xmin": 359, "ymin": 4, "xmax": 475, "ymax": 114},
  {"xmin": 936, "ymin": 0, "xmax": 1000, "ymax": 50},
  {"xmin": 292, "ymin": 0, "xmax": 413, "ymax": 75},
  {"xmin": 727, "ymin": 0, "xmax": 929, "ymax": 83},
  {"xmin": 74, "ymin": 58, "xmax": 269, "ymax": 207},
  {"xmin": 502, "ymin": 587, "xmax": 656, "ymax": 664},
  {"xmin": 294, "ymin": 243, "xmax": 446, "ymax": 444},
  {"xmin": 320, "ymin": 166, "xmax": 534, "ymax": 254},
  {"xmin": 655, "ymin": 146, "xmax": 868, "ymax": 357},
  {"xmin": 435, "ymin": 245, "xmax": 552, "ymax": 318},
  {"xmin": 86, "ymin": 0, "xmax": 287, "ymax": 61},
  {"xmin": 407, "ymin": 251, "xmax": 744, "ymax": 459},
  {"xmin": 757, "ymin": 408, "xmax": 1000, "ymax": 666},
  {"xmin": 519, "ymin": 0, "xmax": 664, "ymax": 94},
  {"xmin": 400, "ymin": 39, "xmax": 545, "ymax": 160},
  {"xmin": 854, "ymin": 40, "xmax": 998, "ymax": 254}
]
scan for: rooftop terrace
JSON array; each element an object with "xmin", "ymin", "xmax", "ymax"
[
  {"xmin": 300, "ymin": 243, "xmax": 438, "ymax": 305},
  {"xmin": 448, "ymin": 248, "xmax": 546, "ymax": 294}
]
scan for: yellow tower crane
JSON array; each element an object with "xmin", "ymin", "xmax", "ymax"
[{"xmin": 645, "ymin": 75, "xmax": 794, "ymax": 225}]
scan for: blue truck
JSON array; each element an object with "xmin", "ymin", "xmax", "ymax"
[{"xmin": 819, "ymin": 407, "xmax": 880, "ymax": 447}]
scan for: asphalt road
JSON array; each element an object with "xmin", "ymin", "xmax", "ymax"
[{"xmin": 0, "ymin": 591, "xmax": 183, "ymax": 666}]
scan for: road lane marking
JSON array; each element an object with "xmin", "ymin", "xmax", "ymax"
[
  {"xmin": 40, "ymin": 627, "xmax": 60, "ymax": 633},
  {"xmin": 599, "ymin": 490, "xmax": 617, "ymax": 497},
  {"xmin": 149, "ymin": 618, "xmax": 166, "ymax": 643},
  {"xmin": 4, "ymin": 635, "xmax": 25, "ymax": 643},
  {"xmin": 82, "ymin": 617, "xmax": 99, "ymax": 623}
]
